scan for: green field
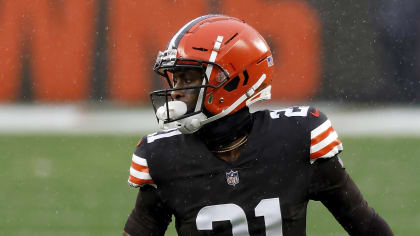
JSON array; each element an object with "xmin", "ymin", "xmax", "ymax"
[{"xmin": 1, "ymin": 135, "xmax": 418, "ymax": 235}]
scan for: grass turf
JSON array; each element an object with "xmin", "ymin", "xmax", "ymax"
[{"xmin": 1, "ymin": 135, "xmax": 418, "ymax": 235}]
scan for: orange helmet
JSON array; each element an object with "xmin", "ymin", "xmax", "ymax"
[{"xmin": 151, "ymin": 14, "xmax": 274, "ymax": 133}]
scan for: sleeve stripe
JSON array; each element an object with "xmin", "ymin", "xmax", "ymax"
[
  {"xmin": 132, "ymin": 154, "xmax": 148, "ymax": 166},
  {"xmin": 128, "ymin": 175, "xmax": 155, "ymax": 187},
  {"xmin": 311, "ymin": 126, "xmax": 334, "ymax": 146},
  {"xmin": 130, "ymin": 167, "xmax": 152, "ymax": 180},
  {"xmin": 310, "ymin": 139, "xmax": 342, "ymax": 159},
  {"xmin": 309, "ymin": 145, "xmax": 343, "ymax": 164},
  {"xmin": 310, "ymin": 120, "xmax": 331, "ymax": 138},
  {"xmin": 128, "ymin": 153, "xmax": 155, "ymax": 188},
  {"xmin": 131, "ymin": 161, "xmax": 149, "ymax": 173},
  {"xmin": 321, "ymin": 142, "xmax": 343, "ymax": 158},
  {"xmin": 310, "ymin": 131, "xmax": 339, "ymax": 153}
]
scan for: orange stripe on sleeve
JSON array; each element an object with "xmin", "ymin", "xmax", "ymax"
[
  {"xmin": 128, "ymin": 175, "xmax": 155, "ymax": 186},
  {"xmin": 131, "ymin": 161, "xmax": 149, "ymax": 173},
  {"xmin": 311, "ymin": 126, "xmax": 334, "ymax": 146},
  {"xmin": 310, "ymin": 139, "xmax": 342, "ymax": 159}
]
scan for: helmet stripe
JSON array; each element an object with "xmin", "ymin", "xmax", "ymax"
[
  {"xmin": 167, "ymin": 14, "xmax": 220, "ymax": 50},
  {"xmin": 194, "ymin": 35, "xmax": 224, "ymax": 112}
]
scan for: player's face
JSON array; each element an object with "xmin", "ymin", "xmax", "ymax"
[{"xmin": 170, "ymin": 69, "xmax": 204, "ymax": 113}]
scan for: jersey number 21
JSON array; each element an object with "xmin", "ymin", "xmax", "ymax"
[{"xmin": 196, "ymin": 198, "xmax": 283, "ymax": 235}]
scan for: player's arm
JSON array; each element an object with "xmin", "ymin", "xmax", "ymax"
[
  {"xmin": 123, "ymin": 139, "xmax": 172, "ymax": 236},
  {"xmin": 306, "ymin": 107, "xmax": 392, "ymax": 235},
  {"xmin": 308, "ymin": 156, "xmax": 393, "ymax": 235},
  {"xmin": 123, "ymin": 185, "xmax": 172, "ymax": 236}
]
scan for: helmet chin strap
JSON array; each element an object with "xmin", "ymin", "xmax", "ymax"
[
  {"xmin": 155, "ymin": 100, "xmax": 206, "ymax": 134},
  {"xmin": 157, "ymin": 111, "xmax": 207, "ymax": 134},
  {"xmin": 200, "ymin": 73, "xmax": 267, "ymax": 126}
]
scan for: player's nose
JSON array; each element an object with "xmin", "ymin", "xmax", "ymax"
[{"xmin": 171, "ymin": 89, "xmax": 184, "ymax": 100}]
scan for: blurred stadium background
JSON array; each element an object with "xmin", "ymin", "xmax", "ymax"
[{"xmin": 1, "ymin": 0, "xmax": 419, "ymax": 235}]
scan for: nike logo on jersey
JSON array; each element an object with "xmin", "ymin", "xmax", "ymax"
[{"xmin": 310, "ymin": 108, "xmax": 319, "ymax": 117}]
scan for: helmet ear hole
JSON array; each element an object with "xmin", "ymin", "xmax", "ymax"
[{"xmin": 223, "ymin": 76, "xmax": 240, "ymax": 92}]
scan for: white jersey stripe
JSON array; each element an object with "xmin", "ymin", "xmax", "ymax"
[
  {"xmin": 327, "ymin": 143, "xmax": 343, "ymax": 157},
  {"xmin": 130, "ymin": 167, "xmax": 152, "ymax": 180},
  {"xmin": 310, "ymin": 131, "xmax": 339, "ymax": 153},
  {"xmin": 310, "ymin": 143, "xmax": 343, "ymax": 164},
  {"xmin": 311, "ymin": 120, "xmax": 332, "ymax": 138},
  {"xmin": 320, "ymin": 142, "xmax": 342, "ymax": 158},
  {"xmin": 132, "ymin": 154, "xmax": 148, "ymax": 166}
]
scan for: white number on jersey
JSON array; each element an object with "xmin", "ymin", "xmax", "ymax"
[
  {"xmin": 146, "ymin": 129, "xmax": 181, "ymax": 143},
  {"xmin": 196, "ymin": 198, "xmax": 283, "ymax": 236},
  {"xmin": 270, "ymin": 106, "xmax": 309, "ymax": 119}
]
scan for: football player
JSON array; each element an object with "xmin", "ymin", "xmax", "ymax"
[{"xmin": 123, "ymin": 15, "xmax": 393, "ymax": 236}]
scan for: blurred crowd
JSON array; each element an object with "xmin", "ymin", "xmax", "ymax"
[
  {"xmin": 1, "ymin": 0, "xmax": 420, "ymax": 104},
  {"xmin": 372, "ymin": 0, "xmax": 420, "ymax": 103}
]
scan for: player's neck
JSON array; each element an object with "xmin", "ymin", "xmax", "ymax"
[
  {"xmin": 197, "ymin": 108, "xmax": 252, "ymax": 151},
  {"xmin": 215, "ymin": 149, "xmax": 241, "ymax": 162},
  {"xmin": 212, "ymin": 135, "xmax": 248, "ymax": 162}
]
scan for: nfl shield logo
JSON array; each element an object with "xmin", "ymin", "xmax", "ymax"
[{"xmin": 226, "ymin": 170, "xmax": 239, "ymax": 186}]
